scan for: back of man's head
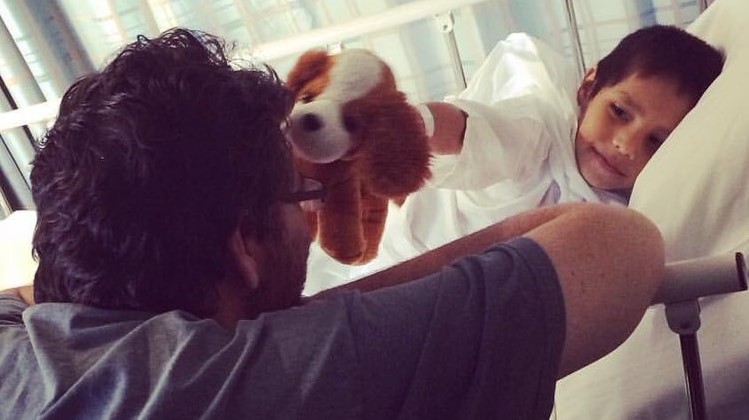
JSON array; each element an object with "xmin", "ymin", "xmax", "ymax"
[
  {"xmin": 591, "ymin": 24, "xmax": 724, "ymax": 106},
  {"xmin": 31, "ymin": 28, "xmax": 294, "ymax": 316}
]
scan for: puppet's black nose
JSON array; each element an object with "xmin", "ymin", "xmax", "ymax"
[{"xmin": 301, "ymin": 113, "xmax": 323, "ymax": 132}]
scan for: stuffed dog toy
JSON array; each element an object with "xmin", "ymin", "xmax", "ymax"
[{"xmin": 286, "ymin": 48, "xmax": 431, "ymax": 265}]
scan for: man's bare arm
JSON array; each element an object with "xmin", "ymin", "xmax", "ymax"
[
  {"xmin": 314, "ymin": 203, "xmax": 584, "ymax": 298},
  {"xmin": 314, "ymin": 203, "xmax": 664, "ymax": 379},
  {"xmin": 523, "ymin": 204, "xmax": 663, "ymax": 377}
]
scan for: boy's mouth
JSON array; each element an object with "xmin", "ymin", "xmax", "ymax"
[{"xmin": 592, "ymin": 147, "xmax": 627, "ymax": 177}]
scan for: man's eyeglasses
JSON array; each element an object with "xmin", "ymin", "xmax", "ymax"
[{"xmin": 280, "ymin": 177, "xmax": 326, "ymax": 212}]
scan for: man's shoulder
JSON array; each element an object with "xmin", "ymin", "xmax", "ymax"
[{"xmin": 0, "ymin": 291, "xmax": 28, "ymax": 324}]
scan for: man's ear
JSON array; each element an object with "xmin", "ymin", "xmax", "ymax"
[
  {"xmin": 577, "ymin": 67, "xmax": 598, "ymax": 107},
  {"xmin": 227, "ymin": 228, "xmax": 261, "ymax": 291}
]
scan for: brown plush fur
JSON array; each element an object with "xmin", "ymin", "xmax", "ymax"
[{"xmin": 287, "ymin": 49, "xmax": 431, "ymax": 265}]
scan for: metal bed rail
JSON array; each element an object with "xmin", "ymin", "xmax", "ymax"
[{"xmin": 0, "ymin": 0, "xmax": 713, "ymax": 134}]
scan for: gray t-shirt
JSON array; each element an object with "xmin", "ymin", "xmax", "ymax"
[{"xmin": 0, "ymin": 237, "xmax": 564, "ymax": 419}]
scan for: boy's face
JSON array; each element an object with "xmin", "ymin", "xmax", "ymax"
[{"xmin": 575, "ymin": 69, "xmax": 692, "ymax": 191}]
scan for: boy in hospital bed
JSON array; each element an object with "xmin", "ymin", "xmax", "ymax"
[{"xmin": 305, "ymin": 25, "xmax": 723, "ymax": 293}]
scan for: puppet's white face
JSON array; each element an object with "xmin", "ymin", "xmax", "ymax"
[
  {"xmin": 288, "ymin": 49, "xmax": 385, "ymax": 163},
  {"xmin": 575, "ymin": 72, "xmax": 692, "ymax": 192}
]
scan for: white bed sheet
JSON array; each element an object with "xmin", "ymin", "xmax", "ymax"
[{"xmin": 0, "ymin": 210, "xmax": 37, "ymax": 291}]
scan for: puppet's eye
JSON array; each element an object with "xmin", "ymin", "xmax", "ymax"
[
  {"xmin": 299, "ymin": 92, "xmax": 314, "ymax": 103},
  {"xmin": 343, "ymin": 115, "xmax": 359, "ymax": 133}
]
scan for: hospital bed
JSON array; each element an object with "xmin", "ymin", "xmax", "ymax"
[
  {"xmin": 2, "ymin": 0, "xmax": 749, "ymax": 418},
  {"xmin": 554, "ymin": 0, "xmax": 749, "ymax": 418}
]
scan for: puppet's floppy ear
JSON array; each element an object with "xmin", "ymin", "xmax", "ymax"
[
  {"xmin": 362, "ymin": 91, "xmax": 432, "ymax": 197},
  {"xmin": 287, "ymin": 50, "xmax": 331, "ymax": 95}
]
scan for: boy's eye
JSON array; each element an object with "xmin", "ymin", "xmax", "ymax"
[{"xmin": 610, "ymin": 103, "xmax": 630, "ymax": 121}]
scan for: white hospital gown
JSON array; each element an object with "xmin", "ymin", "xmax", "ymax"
[{"xmin": 304, "ymin": 33, "xmax": 624, "ymax": 295}]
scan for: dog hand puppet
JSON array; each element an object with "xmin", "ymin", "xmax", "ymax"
[{"xmin": 286, "ymin": 48, "xmax": 431, "ymax": 265}]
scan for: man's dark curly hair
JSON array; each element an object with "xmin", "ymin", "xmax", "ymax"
[
  {"xmin": 591, "ymin": 25, "xmax": 724, "ymax": 107},
  {"xmin": 31, "ymin": 28, "xmax": 295, "ymax": 316}
]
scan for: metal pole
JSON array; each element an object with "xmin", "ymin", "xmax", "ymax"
[
  {"xmin": 562, "ymin": 0, "xmax": 586, "ymax": 79},
  {"xmin": 666, "ymin": 300, "xmax": 707, "ymax": 420},
  {"xmin": 680, "ymin": 334, "xmax": 707, "ymax": 420},
  {"xmin": 435, "ymin": 11, "xmax": 467, "ymax": 90}
]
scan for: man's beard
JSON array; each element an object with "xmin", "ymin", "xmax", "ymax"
[{"xmin": 245, "ymin": 224, "xmax": 310, "ymax": 318}]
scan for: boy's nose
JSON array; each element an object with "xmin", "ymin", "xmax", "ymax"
[{"xmin": 612, "ymin": 135, "xmax": 638, "ymax": 160}]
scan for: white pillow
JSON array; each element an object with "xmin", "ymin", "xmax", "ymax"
[{"xmin": 630, "ymin": 0, "xmax": 749, "ymax": 262}]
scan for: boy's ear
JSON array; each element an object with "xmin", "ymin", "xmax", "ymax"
[
  {"xmin": 577, "ymin": 67, "xmax": 598, "ymax": 107},
  {"xmin": 227, "ymin": 228, "xmax": 261, "ymax": 291}
]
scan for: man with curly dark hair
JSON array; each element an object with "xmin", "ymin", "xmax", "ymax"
[
  {"xmin": 30, "ymin": 29, "xmax": 300, "ymax": 320},
  {"xmin": 0, "ymin": 28, "xmax": 664, "ymax": 419}
]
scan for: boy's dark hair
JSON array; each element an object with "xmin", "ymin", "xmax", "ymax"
[
  {"xmin": 591, "ymin": 25, "xmax": 724, "ymax": 106},
  {"xmin": 31, "ymin": 28, "xmax": 294, "ymax": 316}
]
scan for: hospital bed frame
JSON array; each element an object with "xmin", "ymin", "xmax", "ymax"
[{"xmin": 657, "ymin": 253, "xmax": 748, "ymax": 420}]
